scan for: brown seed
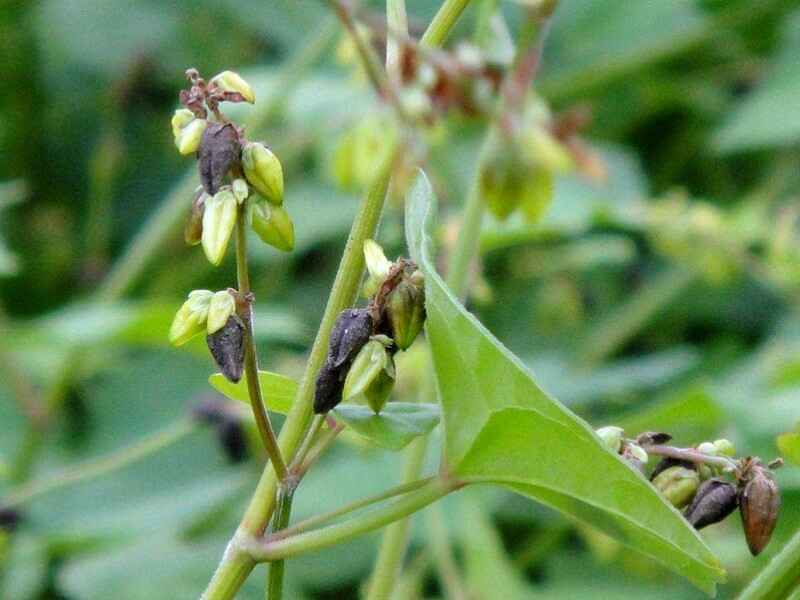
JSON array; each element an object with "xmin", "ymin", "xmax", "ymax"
[
  {"xmin": 684, "ymin": 479, "xmax": 738, "ymax": 530},
  {"xmin": 739, "ymin": 467, "xmax": 780, "ymax": 556},
  {"xmin": 206, "ymin": 316, "xmax": 245, "ymax": 383}
]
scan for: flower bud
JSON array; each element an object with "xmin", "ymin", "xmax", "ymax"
[
  {"xmin": 210, "ymin": 70, "xmax": 256, "ymax": 103},
  {"xmin": 343, "ymin": 337, "xmax": 396, "ymax": 413},
  {"xmin": 713, "ymin": 439, "xmax": 736, "ymax": 457},
  {"xmin": 232, "ymin": 178, "xmax": 249, "ymax": 204},
  {"xmin": 169, "ymin": 290, "xmax": 213, "ymax": 346},
  {"xmin": 363, "ymin": 239, "xmax": 392, "ymax": 298},
  {"xmin": 207, "ymin": 290, "xmax": 236, "ymax": 335},
  {"xmin": 652, "ymin": 466, "xmax": 700, "ymax": 508},
  {"xmin": 739, "ymin": 466, "xmax": 781, "ymax": 556},
  {"xmin": 199, "ymin": 122, "xmax": 241, "ymax": 195},
  {"xmin": 314, "ymin": 308, "xmax": 374, "ymax": 414},
  {"xmin": 174, "ymin": 117, "xmax": 208, "ymax": 156},
  {"xmin": 697, "ymin": 442, "xmax": 717, "ymax": 456},
  {"xmin": 242, "ymin": 142, "xmax": 283, "ymax": 205},
  {"xmin": 202, "ymin": 189, "xmax": 238, "ymax": 265},
  {"xmin": 207, "ymin": 315, "xmax": 245, "ymax": 383},
  {"xmin": 171, "ymin": 108, "xmax": 195, "ymax": 138},
  {"xmin": 184, "ymin": 189, "xmax": 206, "ymax": 246},
  {"xmin": 684, "ymin": 479, "xmax": 738, "ymax": 530},
  {"xmin": 385, "ymin": 271, "xmax": 426, "ymax": 350},
  {"xmin": 596, "ymin": 426, "xmax": 624, "ymax": 453},
  {"xmin": 251, "ymin": 200, "xmax": 294, "ymax": 252}
]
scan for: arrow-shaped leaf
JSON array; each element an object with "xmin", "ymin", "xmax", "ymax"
[{"xmin": 405, "ymin": 171, "xmax": 725, "ymax": 595}]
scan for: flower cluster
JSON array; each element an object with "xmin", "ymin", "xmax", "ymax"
[
  {"xmin": 171, "ymin": 68, "xmax": 293, "ymax": 266},
  {"xmin": 313, "ymin": 241, "xmax": 426, "ymax": 414},
  {"xmin": 596, "ymin": 426, "xmax": 782, "ymax": 556}
]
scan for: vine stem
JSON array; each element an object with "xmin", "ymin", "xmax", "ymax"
[
  {"xmin": 236, "ymin": 206, "xmax": 288, "ymax": 482},
  {"xmin": 266, "ymin": 486, "xmax": 294, "ymax": 600},
  {"xmin": 202, "ymin": 3, "xmax": 473, "ymax": 597},
  {"xmin": 243, "ymin": 477, "xmax": 458, "ymax": 562},
  {"xmin": 643, "ymin": 445, "xmax": 738, "ymax": 471}
]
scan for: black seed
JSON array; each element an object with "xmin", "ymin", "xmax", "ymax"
[
  {"xmin": 684, "ymin": 479, "xmax": 738, "ymax": 530},
  {"xmin": 327, "ymin": 309, "xmax": 373, "ymax": 369},
  {"xmin": 0, "ymin": 507, "xmax": 22, "ymax": 532},
  {"xmin": 198, "ymin": 122, "xmax": 241, "ymax": 194},
  {"xmin": 314, "ymin": 361, "xmax": 345, "ymax": 414},
  {"xmin": 207, "ymin": 316, "xmax": 245, "ymax": 383},
  {"xmin": 217, "ymin": 418, "xmax": 248, "ymax": 463},
  {"xmin": 636, "ymin": 431, "xmax": 672, "ymax": 446}
]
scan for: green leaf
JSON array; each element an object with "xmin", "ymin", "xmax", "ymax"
[
  {"xmin": 714, "ymin": 13, "xmax": 800, "ymax": 153},
  {"xmin": 208, "ymin": 370, "xmax": 297, "ymax": 415},
  {"xmin": 777, "ymin": 432, "xmax": 800, "ymax": 466},
  {"xmin": 405, "ymin": 171, "xmax": 725, "ymax": 595},
  {"xmin": 331, "ymin": 403, "xmax": 440, "ymax": 451}
]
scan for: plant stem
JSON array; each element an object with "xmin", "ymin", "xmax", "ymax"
[
  {"xmin": 278, "ymin": 476, "xmax": 435, "ymax": 540},
  {"xmin": 2, "ymin": 418, "xmax": 196, "ymax": 507},
  {"xmin": 236, "ymin": 207, "xmax": 288, "ymax": 482},
  {"xmin": 739, "ymin": 527, "xmax": 800, "ymax": 600},
  {"xmin": 428, "ymin": 503, "xmax": 469, "ymax": 600},
  {"xmin": 420, "ymin": 0, "xmax": 471, "ymax": 47},
  {"xmin": 244, "ymin": 477, "xmax": 456, "ymax": 562},
  {"xmin": 643, "ymin": 445, "xmax": 738, "ymax": 471},
  {"xmin": 267, "ymin": 486, "xmax": 294, "ymax": 600},
  {"xmin": 203, "ymin": 4, "xmax": 473, "ymax": 596},
  {"xmin": 366, "ymin": 436, "xmax": 429, "ymax": 599}
]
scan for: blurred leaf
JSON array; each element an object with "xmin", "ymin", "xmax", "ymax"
[
  {"xmin": 331, "ymin": 403, "xmax": 440, "ymax": 451},
  {"xmin": 208, "ymin": 370, "xmax": 297, "ymax": 415},
  {"xmin": 777, "ymin": 432, "xmax": 800, "ymax": 466},
  {"xmin": 714, "ymin": 13, "xmax": 800, "ymax": 152},
  {"xmin": 461, "ymin": 496, "xmax": 535, "ymax": 599},
  {"xmin": 406, "ymin": 171, "xmax": 725, "ymax": 594}
]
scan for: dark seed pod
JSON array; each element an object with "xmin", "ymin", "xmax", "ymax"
[
  {"xmin": 192, "ymin": 395, "xmax": 227, "ymax": 426},
  {"xmin": 327, "ymin": 309, "xmax": 374, "ymax": 369},
  {"xmin": 650, "ymin": 456, "xmax": 695, "ymax": 481},
  {"xmin": 313, "ymin": 308, "xmax": 374, "ymax": 414},
  {"xmin": 0, "ymin": 507, "xmax": 21, "ymax": 533},
  {"xmin": 198, "ymin": 122, "xmax": 241, "ymax": 194},
  {"xmin": 217, "ymin": 418, "xmax": 248, "ymax": 463},
  {"xmin": 207, "ymin": 315, "xmax": 245, "ymax": 383},
  {"xmin": 740, "ymin": 467, "xmax": 781, "ymax": 556},
  {"xmin": 684, "ymin": 479, "xmax": 738, "ymax": 530}
]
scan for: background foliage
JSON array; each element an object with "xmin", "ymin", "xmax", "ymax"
[{"xmin": 1, "ymin": 0, "xmax": 800, "ymax": 598}]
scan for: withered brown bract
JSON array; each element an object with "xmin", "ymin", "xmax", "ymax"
[{"xmin": 206, "ymin": 315, "xmax": 245, "ymax": 383}]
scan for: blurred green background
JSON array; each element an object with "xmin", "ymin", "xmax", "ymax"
[{"xmin": 2, "ymin": 0, "xmax": 800, "ymax": 598}]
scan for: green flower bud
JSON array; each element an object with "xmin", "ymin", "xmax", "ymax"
[
  {"xmin": 242, "ymin": 142, "xmax": 283, "ymax": 205},
  {"xmin": 521, "ymin": 127, "xmax": 572, "ymax": 175},
  {"xmin": 207, "ymin": 290, "xmax": 236, "ymax": 334},
  {"xmin": 363, "ymin": 239, "xmax": 392, "ymax": 297},
  {"xmin": 697, "ymin": 442, "xmax": 718, "ymax": 456},
  {"xmin": 232, "ymin": 178, "xmax": 249, "ymax": 204},
  {"xmin": 169, "ymin": 290, "xmax": 213, "ymax": 346},
  {"xmin": 251, "ymin": 200, "xmax": 294, "ymax": 252},
  {"xmin": 210, "ymin": 70, "xmax": 255, "ymax": 103},
  {"xmin": 627, "ymin": 443, "xmax": 649, "ymax": 465},
  {"xmin": 172, "ymin": 110, "xmax": 208, "ymax": 155},
  {"xmin": 184, "ymin": 189, "xmax": 207, "ymax": 246},
  {"xmin": 202, "ymin": 189, "xmax": 238, "ymax": 266},
  {"xmin": 385, "ymin": 271, "xmax": 426, "ymax": 350},
  {"xmin": 652, "ymin": 466, "xmax": 700, "ymax": 508},
  {"xmin": 713, "ymin": 439, "xmax": 736, "ymax": 457},
  {"xmin": 343, "ymin": 337, "xmax": 396, "ymax": 414},
  {"xmin": 596, "ymin": 426, "xmax": 624, "ymax": 453}
]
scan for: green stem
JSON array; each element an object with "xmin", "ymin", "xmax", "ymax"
[
  {"xmin": 236, "ymin": 207, "xmax": 288, "ymax": 482},
  {"xmin": 739, "ymin": 527, "xmax": 800, "ymax": 600},
  {"xmin": 203, "ymin": 4, "xmax": 473, "ymax": 596},
  {"xmin": 266, "ymin": 487, "xmax": 294, "ymax": 600},
  {"xmin": 420, "ymin": 0, "xmax": 471, "ymax": 47},
  {"xmin": 366, "ymin": 437, "xmax": 429, "ymax": 600},
  {"xmin": 279, "ymin": 476, "xmax": 434, "ymax": 539},
  {"xmin": 245, "ymin": 478, "xmax": 456, "ymax": 562},
  {"xmin": 2, "ymin": 418, "xmax": 195, "ymax": 507},
  {"xmin": 428, "ymin": 503, "xmax": 469, "ymax": 600}
]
